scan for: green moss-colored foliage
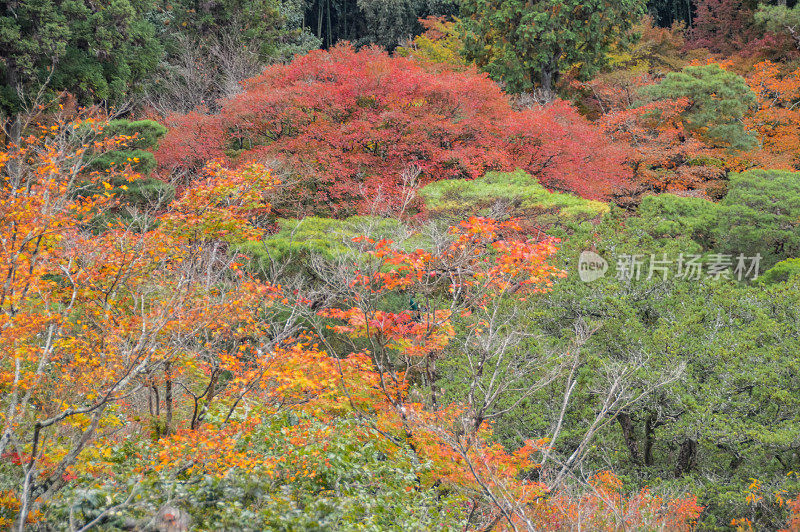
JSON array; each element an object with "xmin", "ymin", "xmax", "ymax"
[
  {"xmin": 759, "ymin": 258, "xmax": 800, "ymax": 285},
  {"xmin": 637, "ymin": 193, "xmax": 720, "ymax": 249},
  {"xmin": 88, "ymin": 148, "xmax": 158, "ymax": 176},
  {"xmin": 716, "ymin": 169, "xmax": 800, "ymax": 269},
  {"xmin": 81, "ymin": 119, "xmax": 172, "ymax": 232},
  {"xmin": 267, "ymin": 216, "xmax": 406, "ymax": 259},
  {"xmin": 455, "ymin": 213, "xmax": 800, "ymax": 530},
  {"xmin": 85, "ymin": 119, "xmax": 167, "ymax": 178},
  {"xmin": 235, "ymin": 216, "xmax": 427, "ymax": 278},
  {"xmin": 89, "ymin": 120, "xmax": 173, "ymax": 212},
  {"xmin": 102, "ymin": 120, "xmax": 168, "ymax": 150},
  {"xmin": 631, "ymin": 169, "xmax": 800, "ymax": 270},
  {"xmin": 419, "ymin": 169, "xmax": 609, "ymax": 225},
  {"xmin": 642, "ymin": 63, "xmax": 758, "ymax": 150}
]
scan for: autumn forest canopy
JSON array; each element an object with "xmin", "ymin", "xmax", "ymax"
[{"xmin": 5, "ymin": 0, "xmax": 800, "ymax": 530}]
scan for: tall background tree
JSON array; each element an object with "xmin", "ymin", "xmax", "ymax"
[
  {"xmin": 0, "ymin": 0, "xmax": 162, "ymax": 123},
  {"xmin": 460, "ymin": 0, "xmax": 647, "ymax": 93},
  {"xmin": 647, "ymin": 0, "xmax": 696, "ymax": 26},
  {"xmin": 302, "ymin": 0, "xmax": 458, "ymax": 49}
]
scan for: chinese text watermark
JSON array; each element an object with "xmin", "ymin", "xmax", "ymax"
[{"xmin": 578, "ymin": 252, "xmax": 761, "ymax": 282}]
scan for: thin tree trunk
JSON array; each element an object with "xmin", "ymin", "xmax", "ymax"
[
  {"xmin": 317, "ymin": 0, "xmax": 323, "ymax": 41},
  {"xmin": 326, "ymin": 0, "xmax": 333, "ymax": 48},
  {"xmin": 152, "ymin": 385, "xmax": 160, "ymax": 417},
  {"xmin": 164, "ymin": 361, "xmax": 173, "ymax": 435},
  {"xmin": 686, "ymin": 0, "xmax": 692, "ymax": 27},
  {"xmin": 644, "ymin": 414, "xmax": 655, "ymax": 466},
  {"xmin": 343, "ymin": 0, "xmax": 348, "ymax": 40}
]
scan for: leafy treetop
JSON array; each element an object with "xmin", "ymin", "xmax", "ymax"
[
  {"xmin": 156, "ymin": 44, "xmax": 632, "ymax": 216},
  {"xmin": 460, "ymin": 0, "xmax": 647, "ymax": 92}
]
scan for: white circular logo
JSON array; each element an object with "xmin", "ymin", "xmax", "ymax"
[{"xmin": 578, "ymin": 251, "xmax": 608, "ymax": 282}]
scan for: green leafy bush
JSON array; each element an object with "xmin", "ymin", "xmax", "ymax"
[{"xmin": 420, "ymin": 169, "xmax": 609, "ymax": 226}]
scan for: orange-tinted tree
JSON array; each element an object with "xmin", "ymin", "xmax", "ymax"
[
  {"xmin": 0, "ymin": 111, "xmax": 281, "ymax": 529},
  {"xmin": 580, "ymin": 71, "xmax": 729, "ymax": 200},
  {"xmin": 299, "ymin": 217, "xmax": 698, "ymax": 529},
  {"xmin": 743, "ymin": 60, "xmax": 800, "ymax": 169},
  {"xmin": 0, "ymin": 111, "xmax": 705, "ymax": 531}
]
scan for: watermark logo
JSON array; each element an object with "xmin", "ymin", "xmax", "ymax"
[
  {"xmin": 577, "ymin": 251, "xmax": 762, "ymax": 282},
  {"xmin": 578, "ymin": 251, "xmax": 609, "ymax": 282}
]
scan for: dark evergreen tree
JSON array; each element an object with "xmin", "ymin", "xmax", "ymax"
[
  {"xmin": 0, "ymin": 0, "xmax": 163, "ymax": 118},
  {"xmin": 460, "ymin": 0, "xmax": 647, "ymax": 93}
]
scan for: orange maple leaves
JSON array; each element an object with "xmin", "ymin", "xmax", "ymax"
[
  {"xmin": 1, "ymin": 112, "xmax": 710, "ymax": 530},
  {"xmin": 534, "ymin": 471, "xmax": 703, "ymax": 532},
  {"xmin": 350, "ymin": 217, "xmax": 565, "ymax": 297},
  {"xmin": 0, "ymin": 113, "xmax": 285, "ymax": 526},
  {"xmin": 742, "ymin": 61, "xmax": 800, "ymax": 169}
]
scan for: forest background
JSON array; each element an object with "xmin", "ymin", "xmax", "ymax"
[{"xmin": 3, "ymin": 0, "xmax": 800, "ymax": 530}]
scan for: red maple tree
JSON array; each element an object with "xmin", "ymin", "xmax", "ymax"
[{"xmin": 156, "ymin": 44, "xmax": 632, "ymax": 215}]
